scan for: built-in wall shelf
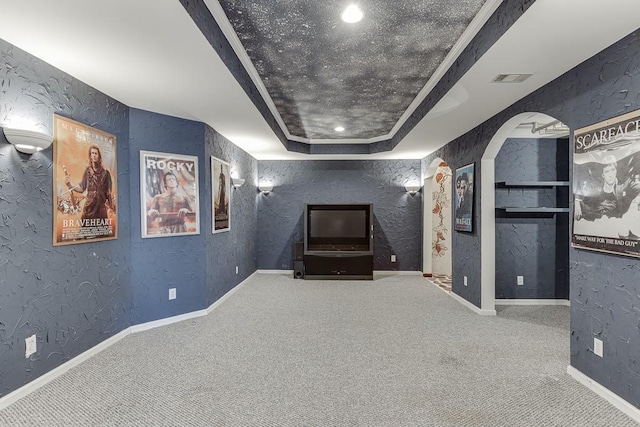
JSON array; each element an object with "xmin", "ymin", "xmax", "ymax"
[
  {"xmin": 495, "ymin": 181, "xmax": 570, "ymax": 188},
  {"xmin": 496, "ymin": 207, "xmax": 570, "ymax": 213}
]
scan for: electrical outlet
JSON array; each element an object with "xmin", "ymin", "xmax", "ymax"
[
  {"xmin": 235, "ymin": 266, "xmax": 239, "ymax": 274},
  {"xmin": 169, "ymin": 288, "xmax": 176, "ymax": 300},
  {"xmin": 25, "ymin": 334, "xmax": 36, "ymax": 358},
  {"xmin": 464, "ymin": 276, "xmax": 468, "ymax": 286},
  {"xmin": 594, "ymin": 337, "xmax": 603, "ymax": 357},
  {"xmin": 391, "ymin": 254, "xmax": 396, "ymax": 262},
  {"xmin": 517, "ymin": 275, "xmax": 524, "ymax": 286}
]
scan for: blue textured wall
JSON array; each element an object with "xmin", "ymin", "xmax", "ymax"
[
  {"xmin": 0, "ymin": 40, "xmax": 131, "ymax": 397},
  {"xmin": 257, "ymin": 160, "xmax": 422, "ymax": 271},
  {"xmin": 129, "ymin": 109, "xmax": 207, "ymax": 324},
  {"xmin": 423, "ymin": 30, "xmax": 640, "ymax": 407},
  {"xmin": 204, "ymin": 126, "xmax": 258, "ymax": 304},
  {"xmin": 494, "ymin": 138, "xmax": 568, "ymax": 299}
]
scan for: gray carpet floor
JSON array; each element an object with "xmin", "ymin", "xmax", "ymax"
[{"xmin": 0, "ymin": 273, "xmax": 637, "ymax": 426}]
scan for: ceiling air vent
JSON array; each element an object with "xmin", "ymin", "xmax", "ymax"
[{"xmin": 492, "ymin": 73, "xmax": 532, "ymax": 83}]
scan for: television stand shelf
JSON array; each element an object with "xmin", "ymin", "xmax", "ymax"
[{"xmin": 303, "ymin": 203, "xmax": 374, "ymax": 280}]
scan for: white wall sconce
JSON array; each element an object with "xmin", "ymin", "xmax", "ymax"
[
  {"xmin": 3, "ymin": 128, "xmax": 53, "ymax": 154},
  {"xmin": 405, "ymin": 184, "xmax": 421, "ymax": 195},
  {"xmin": 231, "ymin": 178, "xmax": 245, "ymax": 189},
  {"xmin": 258, "ymin": 184, "xmax": 273, "ymax": 194}
]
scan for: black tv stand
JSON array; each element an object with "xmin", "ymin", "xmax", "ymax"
[
  {"xmin": 303, "ymin": 204, "xmax": 374, "ymax": 280},
  {"xmin": 304, "ymin": 253, "xmax": 373, "ymax": 280}
]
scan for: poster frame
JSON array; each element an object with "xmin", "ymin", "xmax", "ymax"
[
  {"xmin": 53, "ymin": 114, "xmax": 118, "ymax": 246},
  {"xmin": 140, "ymin": 150, "xmax": 200, "ymax": 239},
  {"xmin": 211, "ymin": 156, "xmax": 231, "ymax": 234}
]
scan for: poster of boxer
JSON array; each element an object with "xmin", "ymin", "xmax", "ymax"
[{"xmin": 140, "ymin": 151, "xmax": 200, "ymax": 238}]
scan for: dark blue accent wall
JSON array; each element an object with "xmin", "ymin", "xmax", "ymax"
[
  {"xmin": 422, "ymin": 30, "xmax": 640, "ymax": 407},
  {"xmin": 0, "ymin": 40, "xmax": 260, "ymax": 398},
  {"xmin": 257, "ymin": 160, "xmax": 422, "ymax": 271},
  {"xmin": 494, "ymin": 138, "xmax": 569, "ymax": 299},
  {"xmin": 128, "ymin": 109, "xmax": 207, "ymax": 324},
  {"xmin": 0, "ymin": 40, "xmax": 131, "ymax": 396},
  {"xmin": 204, "ymin": 126, "xmax": 258, "ymax": 304}
]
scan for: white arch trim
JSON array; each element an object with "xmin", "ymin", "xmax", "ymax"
[
  {"xmin": 423, "ymin": 157, "xmax": 446, "ymax": 275},
  {"xmin": 480, "ymin": 112, "xmax": 559, "ymax": 312}
]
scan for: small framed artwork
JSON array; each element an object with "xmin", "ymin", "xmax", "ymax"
[
  {"xmin": 140, "ymin": 151, "xmax": 200, "ymax": 238},
  {"xmin": 212, "ymin": 156, "xmax": 231, "ymax": 233},
  {"xmin": 454, "ymin": 163, "xmax": 474, "ymax": 232}
]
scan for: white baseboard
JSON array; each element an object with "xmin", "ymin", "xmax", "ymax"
[
  {"xmin": 567, "ymin": 365, "xmax": 640, "ymax": 423},
  {"xmin": 257, "ymin": 269, "xmax": 293, "ymax": 274},
  {"xmin": 0, "ymin": 328, "xmax": 131, "ymax": 411},
  {"xmin": 450, "ymin": 291, "xmax": 497, "ymax": 316},
  {"xmin": 374, "ymin": 270, "xmax": 423, "ymax": 276},
  {"xmin": 0, "ymin": 273, "xmax": 258, "ymax": 411},
  {"xmin": 130, "ymin": 310, "xmax": 208, "ymax": 333},
  {"xmin": 496, "ymin": 299, "xmax": 570, "ymax": 306},
  {"xmin": 207, "ymin": 271, "xmax": 256, "ymax": 314}
]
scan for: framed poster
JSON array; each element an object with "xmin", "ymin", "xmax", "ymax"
[
  {"xmin": 212, "ymin": 156, "xmax": 230, "ymax": 233},
  {"xmin": 53, "ymin": 115, "xmax": 117, "ymax": 246},
  {"xmin": 572, "ymin": 110, "xmax": 640, "ymax": 258},
  {"xmin": 454, "ymin": 163, "xmax": 474, "ymax": 232},
  {"xmin": 140, "ymin": 151, "xmax": 200, "ymax": 238}
]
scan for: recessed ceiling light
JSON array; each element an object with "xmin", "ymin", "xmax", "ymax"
[
  {"xmin": 335, "ymin": 126, "xmax": 345, "ymax": 132},
  {"xmin": 341, "ymin": 5, "xmax": 363, "ymax": 23}
]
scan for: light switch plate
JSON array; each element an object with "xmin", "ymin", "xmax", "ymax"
[
  {"xmin": 594, "ymin": 337, "xmax": 603, "ymax": 357},
  {"xmin": 25, "ymin": 334, "xmax": 36, "ymax": 358}
]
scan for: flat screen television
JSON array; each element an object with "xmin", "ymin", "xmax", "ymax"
[{"xmin": 304, "ymin": 204, "xmax": 372, "ymax": 252}]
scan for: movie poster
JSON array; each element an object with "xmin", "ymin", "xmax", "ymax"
[
  {"xmin": 53, "ymin": 115, "xmax": 118, "ymax": 246},
  {"xmin": 572, "ymin": 110, "xmax": 640, "ymax": 258},
  {"xmin": 140, "ymin": 151, "xmax": 200, "ymax": 238},
  {"xmin": 454, "ymin": 163, "xmax": 474, "ymax": 232},
  {"xmin": 212, "ymin": 156, "xmax": 230, "ymax": 233}
]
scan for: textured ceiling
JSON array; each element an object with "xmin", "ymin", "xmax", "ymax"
[{"xmin": 218, "ymin": 0, "xmax": 488, "ymax": 140}]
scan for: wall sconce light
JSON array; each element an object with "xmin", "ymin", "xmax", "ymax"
[
  {"xmin": 405, "ymin": 184, "xmax": 421, "ymax": 195},
  {"xmin": 3, "ymin": 128, "xmax": 53, "ymax": 154},
  {"xmin": 231, "ymin": 178, "xmax": 245, "ymax": 189},
  {"xmin": 258, "ymin": 184, "xmax": 273, "ymax": 194}
]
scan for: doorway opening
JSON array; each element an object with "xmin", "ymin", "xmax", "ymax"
[
  {"xmin": 481, "ymin": 112, "xmax": 570, "ymax": 312},
  {"xmin": 423, "ymin": 158, "xmax": 452, "ymax": 292}
]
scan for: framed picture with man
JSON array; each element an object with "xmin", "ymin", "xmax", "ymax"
[
  {"xmin": 140, "ymin": 151, "xmax": 200, "ymax": 238},
  {"xmin": 454, "ymin": 163, "xmax": 474, "ymax": 232},
  {"xmin": 572, "ymin": 109, "xmax": 640, "ymax": 258}
]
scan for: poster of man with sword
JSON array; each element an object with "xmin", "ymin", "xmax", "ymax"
[{"xmin": 53, "ymin": 115, "xmax": 118, "ymax": 246}]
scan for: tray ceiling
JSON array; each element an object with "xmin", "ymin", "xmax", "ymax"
[{"xmin": 216, "ymin": 0, "xmax": 488, "ymax": 140}]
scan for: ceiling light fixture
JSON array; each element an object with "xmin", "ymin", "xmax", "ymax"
[
  {"xmin": 334, "ymin": 126, "xmax": 345, "ymax": 132},
  {"xmin": 341, "ymin": 5, "xmax": 363, "ymax": 23}
]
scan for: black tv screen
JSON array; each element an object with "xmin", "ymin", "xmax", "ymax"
[
  {"xmin": 309, "ymin": 210, "xmax": 367, "ymax": 238},
  {"xmin": 305, "ymin": 204, "xmax": 372, "ymax": 252}
]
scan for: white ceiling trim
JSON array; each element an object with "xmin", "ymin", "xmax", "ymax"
[
  {"xmin": 204, "ymin": 0, "xmax": 503, "ymax": 145},
  {"xmin": 204, "ymin": 0, "xmax": 293, "ymax": 141},
  {"xmin": 381, "ymin": 0, "xmax": 503, "ymax": 142}
]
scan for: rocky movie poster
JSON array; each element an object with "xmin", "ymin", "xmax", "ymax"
[
  {"xmin": 53, "ymin": 115, "xmax": 117, "ymax": 246},
  {"xmin": 573, "ymin": 110, "xmax": 640, "ymax": 258},
  {"xmin": 141, "ymin": 151, "xmax": 200, "ymax": 238}
]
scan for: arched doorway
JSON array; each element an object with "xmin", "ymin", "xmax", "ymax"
[
  {"xmin": 481, "ymin": 112, "xmax": 570, "ymax": 311},
  {"xmin": 423, "ymin": 158, "xmax": 452, "ymax": 291}
]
